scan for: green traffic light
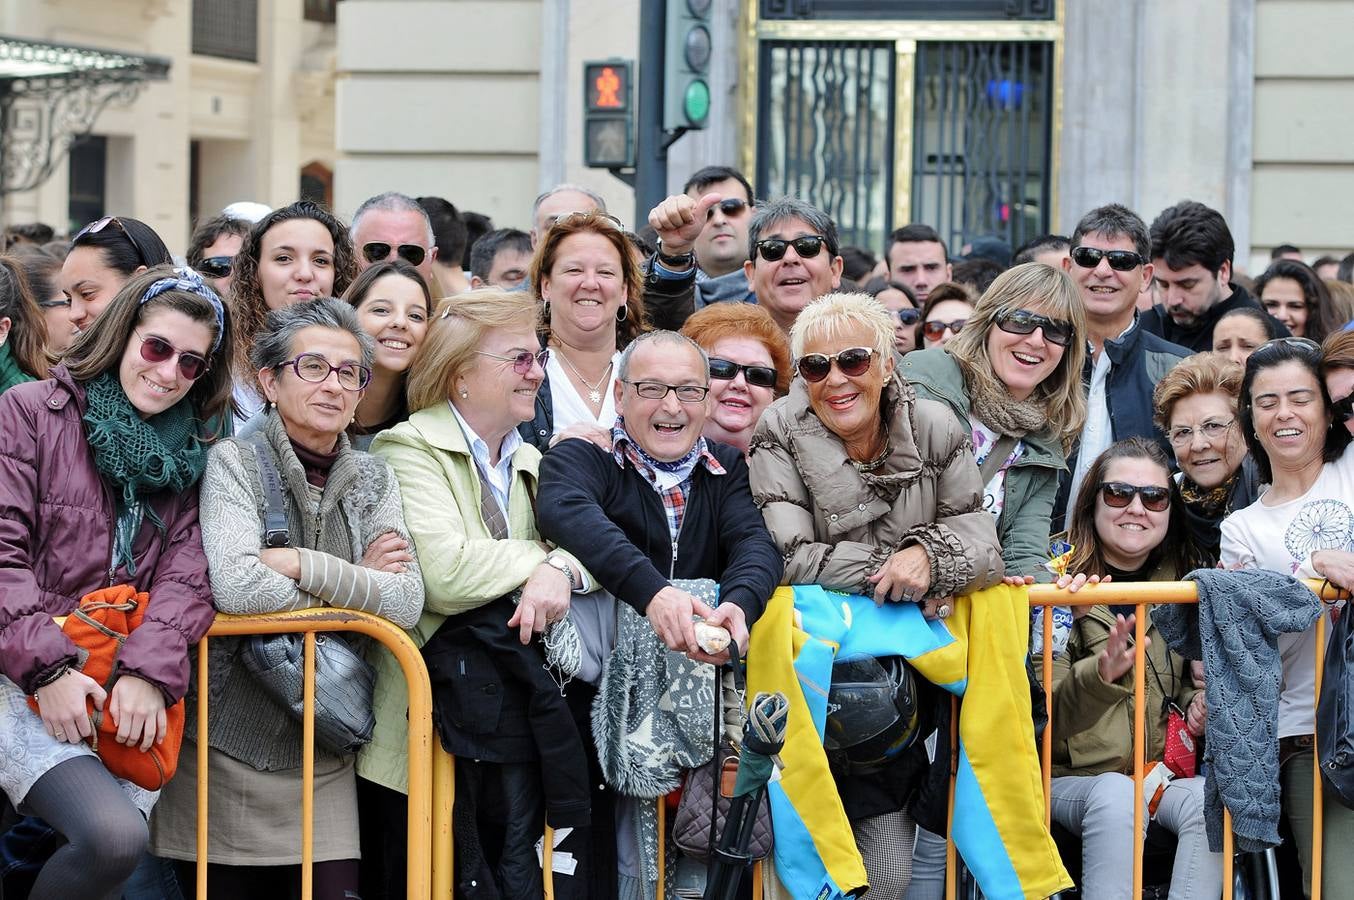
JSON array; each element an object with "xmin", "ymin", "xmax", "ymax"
[{"xmin": 684, "ymin": 79, "xmax": 710, "ymax": 125}]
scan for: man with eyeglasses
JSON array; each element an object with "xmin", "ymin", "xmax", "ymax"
[
  {"xmin": 647, "ymin": 193, "xmax": 843, "ymax": 332},
  {"xmin": 1139, "ymin": 199, "xmax": 1290, "ymax": 353},
  {"xmin": 350, "ymin": 191, "xmax": 439, "ymax": 286},
  {"xmin": 1054, "ymin": 203, "xmax": 1190, "ymax": 528},
  {"xmin": 885, "ymin": 224, "xmax": 953, "ymax": 304},
  {"xmin": 658, "ymin": 166, "xmax": 757, "ymax": 309}
]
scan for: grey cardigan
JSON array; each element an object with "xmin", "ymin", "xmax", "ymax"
[{"xmin": 193, "ymin": 411, "xmax": 423, "ymax": 771}]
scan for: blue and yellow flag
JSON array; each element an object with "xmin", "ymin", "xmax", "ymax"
[{"xmin": 746, "ymin": 584, "xmax": 1071, "ymax": 900}]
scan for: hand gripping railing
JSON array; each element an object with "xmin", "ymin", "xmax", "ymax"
[
  {"xmin": 928, "ymin": 578, "xmax": 1344, "ymax": 900},
  {"xmin": 197, "ymin": 608, "xmax": 444, "ymax": 900}
]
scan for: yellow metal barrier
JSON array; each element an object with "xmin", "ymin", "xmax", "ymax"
[
  {"xmin": 197, "ymin": 609, "xmax": 444, "ymax": 900},
  {"xmin": 932, "ymin": 579, "xmax": 1342, "ymax": 900}
]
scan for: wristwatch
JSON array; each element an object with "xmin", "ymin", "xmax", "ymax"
[
  {"xmin": 544, "ymin": 554, "xmax": 578, "ymax": 592},
  {"xmin": 656, "ymin": 239, "xmax": 695, "ymax": 268}
]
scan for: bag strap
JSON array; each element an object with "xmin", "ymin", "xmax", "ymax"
[
  {"xmin": 978, "ymin": 434, "xmax": 1019, "ymax": 486},
  {"xmin": 248, "ymin": 435, "xmax": 291, "ymax": 549}
]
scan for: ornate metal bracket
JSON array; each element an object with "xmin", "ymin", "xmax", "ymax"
[{"xmin": 0, "ymin": 36, "xmax": 169, "ymax": 196}]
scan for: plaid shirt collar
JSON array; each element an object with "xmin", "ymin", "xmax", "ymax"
[{"xmin": 610, "ymin": 424, "xmax": 726, "ymax": 483}]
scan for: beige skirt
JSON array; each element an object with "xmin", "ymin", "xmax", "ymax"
[{"xmin": 149, "ymin": 737, "xmax": 359, "ymax": 865}]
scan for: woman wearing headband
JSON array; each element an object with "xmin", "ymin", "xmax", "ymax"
[{"xmin": 0, "ymin": 266, "xmax": 231, "ymax": 900}]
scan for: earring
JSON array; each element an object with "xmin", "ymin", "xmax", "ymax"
[
  {"xmin": 616, "ymin": 304, "xmax": 628, "ymax": 323},
  {"xmin": 459, "ymin": 389, "xmax": 468, "ymax": 399},
  {"xmin": 542, "ymin": 300, "xmax": 551, "ymax": 320}
]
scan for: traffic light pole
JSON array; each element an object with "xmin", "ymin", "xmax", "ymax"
[{"xmin": 634, "ymin": 0, "xmax": 668, "ymax": 226}]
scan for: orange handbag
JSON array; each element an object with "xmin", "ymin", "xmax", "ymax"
[{"xmin": 27, "ymin": 585, "xmax": 186, "ymax": 790}]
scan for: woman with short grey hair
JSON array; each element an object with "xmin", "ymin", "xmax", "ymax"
[{"xmin": 149, "ymin": 298, "xmax": 424, "ymax": 897}]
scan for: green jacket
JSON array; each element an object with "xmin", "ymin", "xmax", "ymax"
[
  {"xmin": 359, "ymin": 402, "xmax": 587, "ymax": 793},
  {"xmin": 899, "ymin": 348, "xmax": 1066, "ymax": 580}
]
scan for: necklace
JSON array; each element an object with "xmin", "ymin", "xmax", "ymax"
[
  {"xmin": 556, "ymin": 350, "xmax": 613, "ymax": 405},
  {"xmin": 851, "ymin": 442, "xmax": 892, "ymax": 474}
]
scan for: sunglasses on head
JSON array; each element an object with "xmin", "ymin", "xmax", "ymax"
[
  {"xmin": 1099, "ymin": 481, "xmax": 1171, "ymax": 512},
  {"xmin": 196, "ymin": 255, "xmax": 233, "ymax": 279},
  {"xmin": 137, "ymin": 332, "xmax": 210, "ymax": 381},
  {"xmin": 474, "ymin": 348, "xmax": 550, "ymax": 375},
  {"xmin": 796, "ymin": 347, "xmax": 875, "ymax": 383},
  {"xmin": 706, "ymin": 198, "xmax": 749, "ymax": 220},
  {"xmin": 708, "ymin": 357, "xmax": 777, "ymax": 389},
  {"xmin": 922, "ymin": 319, "xmax": 967, "ymax": 341},
  {"xmin": 362, "ymin": 242, "xmax": 427, "ymax": 267},
  {"xmin": 994, "ymin": 308, "xmax": 1075, "ymax": 347},
  {"xmin": 75, "ymin": 216, "xmax": 151, "ymax": 267},
  {"xmin": 1070, "ymin": 246, "xmax": 1144, "ymax": 272},
  {"xmin": 755, "ymin": 235, "xmax": 826, "ymax": 262}
]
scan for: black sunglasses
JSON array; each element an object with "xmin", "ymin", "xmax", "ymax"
[
  {"xmin": 1070, "ymin": 246, "xmax": 1144, "ymax": 272},
  {"xmin": 706, "ymin": 198, "xmax": 749, "ymax": 220},
  {"xmin": 196, "ymin": 255, "xmax": 233, "ymax": 279},
  {"xmin": 894, "ymin": 308, "xmax": 921, "ymax": 326},
  {"xmin": 1333, "ymin": 395, "xmax": 1354, "ymax": 425},
  {"xmin": 362, "ymin": 241, "xmax": 427, "ymax": 267},
  {"xmin": 755, "ymin": 235, "xmax": 826, "ymax": 262},
  {"xmin": 796, "ymin": 347, "xmax": 874, "ymax": 383},
  {"xmin": 1099, "ymin": 481, "xmax": 1171, "ymax": 512},
  {"xmin": 75, "ymin": 216, "xmax": 151, "ymax": 268},
  {"xmin": 708, "ymin": 357, "xmax": 777, "ymax": 389},
  {"xmin": 994, "ymin": 308, "xmax": 1075, "ymax": 347}
]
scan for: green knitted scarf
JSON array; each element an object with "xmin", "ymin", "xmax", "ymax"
[
  {"xmin": 0, "ymin": 341, "xmax": 34, "ymax": 395},
  {"xmin": 82, "ymin": 372, "xmax": 207, "ymax": 575}
]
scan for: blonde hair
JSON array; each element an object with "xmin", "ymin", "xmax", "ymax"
[
  {"xmin": 1152, "ymin": 353, "xmax": 1243, "ymax": 433},
  {"xmin": 789, "ymin": 291, "xmax": 895, "ymax": 363},
  {"xmin": 945, "ymin": 262, "xmax": 1088, "ymax": 450},
  {"xmin": 405, "ymin": 289, "xmax": 540, "ymax": 412}
]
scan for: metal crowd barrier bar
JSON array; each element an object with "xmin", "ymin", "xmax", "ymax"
[
  {"xmin": 946, "ymin": 578, "xmax": 1344, "ymax": 900},
  {"xmin": 199, "ymin": 609, "xmax": 442, "ymax": 900}
]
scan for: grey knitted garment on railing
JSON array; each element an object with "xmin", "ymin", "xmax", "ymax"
[{"xmin": 1154, "ymin": 568, "xmax": 1322, "ymax": 853}]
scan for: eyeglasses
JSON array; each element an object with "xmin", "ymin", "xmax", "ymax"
[
  {"xmin": 796, "ymin": 347, "xmax": 875, "ymax": 383},
  {"xmin": 1333, "ymin": 395, "xmax": 1354, "ymax": 425},
  {"xmin": 624, "ymin": 380, "xmax": 710, "ymax": 402},
  {"xmin": 708, "ymin": 357, "xmax": 777, "ymax": 389},
  {"xmin": 196, "ymin": 256, "xmax": 233, "ymax": 279},
  {"xmin": 135, "ymin": 332, "xmax": 210, "ymax": 381},
  {"xmin": 74, "ymin": 216, "xmax": 151, "ymax": 267},
  {"xmin": 1098, "ymin": 481, "xmax": 1171, "ymax": 512},
  {"xmin": 754, "ymin": 235, "xmax": 826, "ymax": 262},
  {"xmin": 1168, "ymin": 417, "xmax": 1235, "ymax": 448},
  {"xmin": 993, "ymin": 308, "xmax": 1075, "ymax": 348},
  {"xmin": 275, "ymin": 352, "xmax": 372, "ymax": 391},
  {"xmin": 922, "ymin": 319, "xmax": 967, "ymax": 342},
  {"xmin": 1070, "ymin": 246, "xmax": 1144, "ymax": 272},
  {"xmin": 362, "ymin": 242, "xmax": 427, "ymax": 267},
  {"xmin": 706, "ymin": 198, "xmax": 749, "ymax": 220},
  {"xmin": 893, "ymin": 308, "xmax": 921, "ymax": 326},
  {"xmin": 38, "ymin": 297, "xmax": 70, "ymax": 310},
  {"xmin": 474, "ymin": 348, "xmax": 550, "ymax": 375}
]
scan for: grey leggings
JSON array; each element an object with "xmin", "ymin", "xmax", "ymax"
[{"xmin": 22, "ymin": 755, "xmax": 149, "ymax": 900}]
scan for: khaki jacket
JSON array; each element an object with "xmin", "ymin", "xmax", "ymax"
[{"xmin": 748, "ymin": 372, "xmax": 1003, "ymax": 598}]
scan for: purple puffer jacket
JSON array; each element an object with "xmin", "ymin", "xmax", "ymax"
[{"xmin": 0, "ymin": 366, "xmax": 215, "ymax": 701}]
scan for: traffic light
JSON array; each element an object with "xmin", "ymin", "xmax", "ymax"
[
  {"xmin": 583, "ymin": 59, "xmax": 634, "ymax": 169},
  {"xmin": 663, "ymin": 0, "xmax": 712, "ymax": 131}
]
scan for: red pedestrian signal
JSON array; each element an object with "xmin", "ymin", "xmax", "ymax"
[
  {"xmin": 583, "ymin": 59, "xmax": 634, "ymax": 168},
  {"xmin": 586, "ymin": 62, "xmax": 630, "ymax": 112}
]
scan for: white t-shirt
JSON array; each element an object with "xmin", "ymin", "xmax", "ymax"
[
  {"xmin": 970, "ymin": 416, "xmax": 1022, "ymax": 520},
  {"xmin": 546, "ymin": 351, "xmax": 619, "ymax": 439},
  {"xmin": 1219, "ymin": 448, "xmax": 1354, "ymax": 737}
]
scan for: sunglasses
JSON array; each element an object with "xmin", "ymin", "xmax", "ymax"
[
  {"xmin": 196, "ymin": 256, "xmax": 233, "ymax": 279},
  {"xmin": 706, "ymin": 198, "xmax": 749, "ymax": 220},
  {"xmin": 474, "ymin": 348, "xmax": 550, "ymax": 375},
  {"xmin": 547, "ymin": 211, "xmax": 625, "ymax": 231},
  {"xmin": 276, "ymin": 352, "xmax": 371, "ymax": 391},
  {"xmin": 1334, "ymin": 395, "xmax": 1354, "ymax": 425},
  {"xmin": 796, "ymin": 347, "xmax": 875, "ymax": 383},
  {"xmin": 38, "ymin": 297, "xmax": 70, "ymax": 310},
  {"xmin": 994, "ymin": 308, "xmax": 1075, "ymax": 347},
  {"xmin": 362, "ymin": 242, "xmax": 427, "ymax": 267},
  {"xmin": 894, "ymin": 308, "xmax": 921, "ymax": 326},
  {"xmin": 922, "ymin": 319, "xmax": 967, "ymax": 341},
  {"xmin": 755, "ymin": 235, "xmax": 826, "ymax": 262},
  {"xmin": 708, "ymin": 357, "xmax": 777, "ymax": 389},
  {"xmin": 137, "ymin": 332, "xmax": 210, "ymax": 381},
  {"xmin": 1099, "ymin": 481, "xmax": 1171, "ymax": 512},
  {"xmin": 75, "ymin": 216, "xmax": 151, "ymax": 267},
  {"xmin": 1070, "ymin": 246, "xmax": 1144, "ymax": 272}
]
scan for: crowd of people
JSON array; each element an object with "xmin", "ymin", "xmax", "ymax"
[{"xmin": 0, "ymin": 168, "xmax": 1351, "ymax": 900}]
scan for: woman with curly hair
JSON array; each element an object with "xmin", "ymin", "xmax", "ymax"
[{"xmin": 229, "ymin": 200, "xmax": 359, "ymax": 429}]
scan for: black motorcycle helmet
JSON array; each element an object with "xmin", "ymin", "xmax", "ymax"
[{"xmin": 823, "ymin": 655, "xmax": 921, "ymax": 766}]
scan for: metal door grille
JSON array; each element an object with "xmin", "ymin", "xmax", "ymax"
[
  {"xmin": 911, "ymin": 40, "xmax": 1052, "ymax": 253},
  {"xmin": 757, "ymin": 40, "xmax": 894, "ymax": 252}
]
